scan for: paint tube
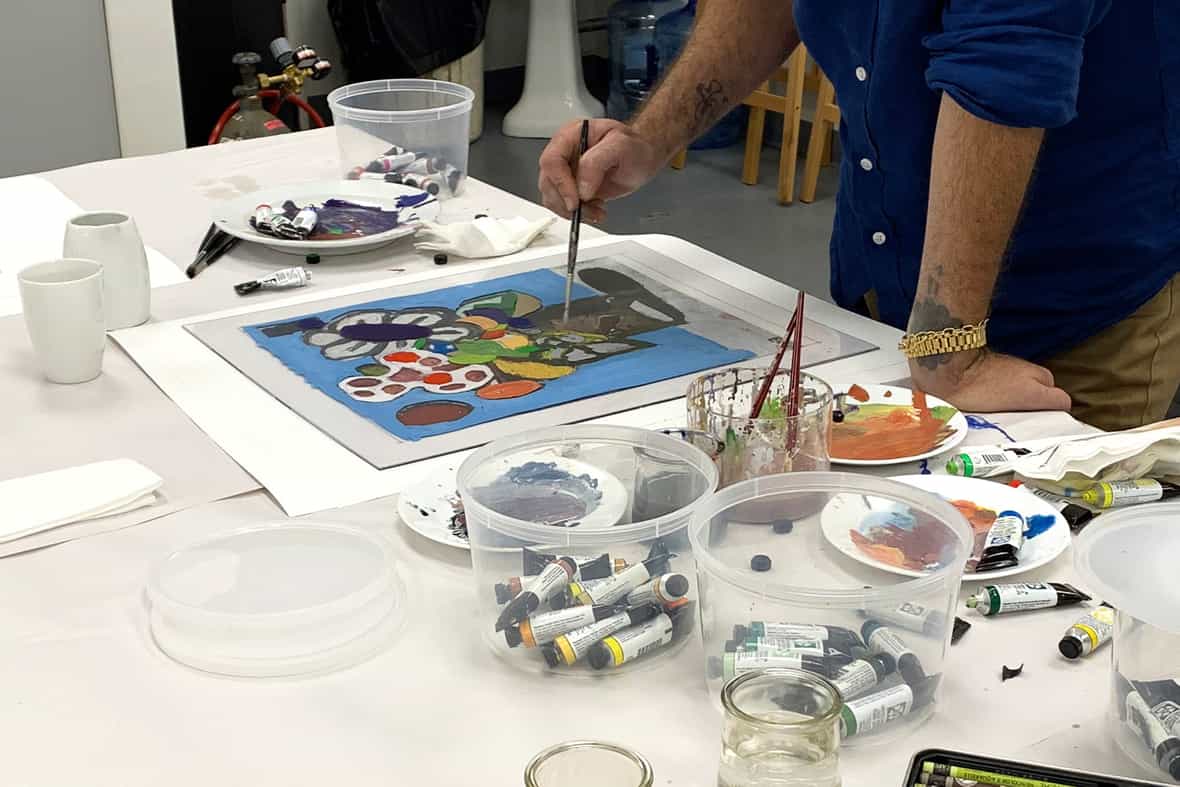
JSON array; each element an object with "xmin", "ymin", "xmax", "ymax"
[
  {"xmin": 1137, "ymin": 680, "xmax": 1180, "ymax": 738},
  {"xmin": 441, "ymin": 163, "xmax": 463, "ymax": 193},
  {"xmin": 267, "ymin": 214, "xmax": 298, "ymax": 239},
  {"xmin": 366, "ymin": 152, "xmax": 416, "ymax": 173},
  {"xmin": 521, "ymin": 548, "xmax": 620, "ymax": 580},
  {"xmin": 919, "ymin": 763, "xmax": 1071, "ymax": 787},
  {"xmin": 494, "ymin": 575, "xmax": 534, "ymax": 605},
  {"xmin": 744, "ymin": 622, "xmax": 865, "ymax": 655},
  {"xmin": 839, "ymin": 683, "xmax": 914, "ymax": 738},
  {"xmin": 712, "ymin": 650, "xmax": 848, "ymax": 682},
  {"xmin": 945, "ymin": 447, "xmax": 1029, "ymax": 478},
  {"xmin": 1125, "ymin": 683, "xmax": 1180, "ymax": 779},
  {"xmin": 859, "ymin": 602, "xmax": 946, "ymax": 637},
  {"xmin": 400, "ymin": 156, "xmax": 444, "ymax": 176},
  {"xmin": 495, "ymin": 557, "xmax": 577, "ymax": 631},
  {"xmin": 745, "ymin": 636, "xmax": 864, "ymax": 661},
  {"xmin": 965, "ymin": 582, "xmax": 1090, "ymax": 616},
  {"xmin": 1081, "ymin": 479, "xmax": 1180, "ymax": 509},
  {"xmin": 233, "ymin": 267, "xmax": 311, "ymax": 296},
  {"xmin": 354, "ymin": 171, "xmax": 393, "ymax": 182},
  {"xmin": 383, "ymin": 144, "xmax": 411, "ymax": 156},
  {"xmin": 588, "ymin": 612, "xmax": 675, "ymax": 669},
  {"xmin": 346, "ymin": 165, "xmax": 366, "ymax": 180},
  {"xmin": 975, "ymin": 510, "xmax": 1025, "ymax": 571},
  {"xmin": 1009, "ymin": 481, "xmax": 1095, "ymax": 533},
  {"xmin": 505, "ymin": 604, "xmax": 622, "ymax": 648},
  {"xmin": 291, "ymin": 206, "xmax": 318, "ymax": 239},
  {"xmin": 861, "ymin": 621, "xmax": 931, "ymax": 698},
  {"xmin": 249, "ymin": 203, "xmax": 275, "ymax": 232},
  {"xmin": 402, "ymin": 174, "xmax": 443, "ymax": 196},
  {"xmin": 571, "ymin": 545, "xmax": 673, "ymax": 607},
  {"xmin": 830, "ymin": 654, "xmax": 896, "ymax": 700},
  {"xmin": 1058, "ymin": 603, "xmax": 1114, "ymax": 660},
  {"xmin": 625, "ymin": 573, "xmax": 689, "ymax": 608},
  {"xmin": 544, "ymin": 604, "xmax": 658, "ymax": 667}
]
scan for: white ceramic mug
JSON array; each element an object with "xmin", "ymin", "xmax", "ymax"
[
  {"xmin": 63, "ymin": 211, "xmax": 150, "ymax": 329},
  {"xmin": 17, "ymin": 258, "xmax": 106, "ymax": 384}
]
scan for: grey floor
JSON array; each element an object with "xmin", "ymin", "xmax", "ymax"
[{"xmin": 467, "ymin": 104, "xmax": 841, "ymax": 302}]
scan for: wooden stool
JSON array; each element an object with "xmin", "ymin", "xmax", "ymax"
[
  {"xmin": 669, "ymin": 45, "xmax": 808, "ymax": 204},
  {"xmin": 800, "ymin": 71, "xmax": 840, "ymax": 203}
]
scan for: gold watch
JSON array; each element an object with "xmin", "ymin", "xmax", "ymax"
[{"xmin": 898, "ymin": 319, "xmax": 988, "ymax": 359}]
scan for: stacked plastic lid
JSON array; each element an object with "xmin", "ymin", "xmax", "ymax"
[{"xmin": 146, "ymin": 523, "xmax": 404, "ymax": 678}]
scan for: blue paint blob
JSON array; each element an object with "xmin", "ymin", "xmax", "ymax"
[
  {"xmin": 467, "ymin": 307, "xmax": 511, "ymax": 324},
  {"xmin": 339, "ymin": 323, "xmax": 432, "ymax": 342},
  {"xmin": 297, "ymin": 317, "xmax": 326, "ymax": 330},
  {"xmin": 1024, "ymin": 513, "xmax": 1056, "ymax": 539},
  {"xmin": 965, "ymin": 414, "xmax": 1017, "ymax": 443},
  {"xmin": 395, "ymin": 192, "xmax": 433, "ymax": 208},
  {"xmin": 507, "ymin": 317, "xmax": 533, "ymax": 329},
  {"xmin": 918, "ymin": 459, "xmax": 931, "ymax": 475}
]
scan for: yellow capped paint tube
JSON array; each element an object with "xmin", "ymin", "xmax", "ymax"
[
  {"xmin": 504, "ymin": 604, "xmax": 622, "ymax": 649},
  {"xmin": 544, "ymin": 605, "xmax": 659, "ymax": 667},
  {"xmin": 1081, "ymin": 479, "xmax": 1180, "ymax": 508},
  {"xmin": 588, "ymin": 613, "xmax": 675, "ymax": 669},
  {"xmin": 1058, "ymin": 603, "xmax": 1115, "ymax": 660}
]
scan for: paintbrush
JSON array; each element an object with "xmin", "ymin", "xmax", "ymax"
[
  {"xmin": 785, "ymin": 291, "xmax": 806, "ymax": 448},
  {"xmin": 562, "ymin": 119, "xmax": 591, "ymax": 323},
  {"xmin": 749, "ymin": 291, "xmax": 806, "ymax": 419}
]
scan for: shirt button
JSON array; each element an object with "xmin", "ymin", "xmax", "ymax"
[
  {"xmin": 872, "ymin": 231, "xmax": 887, "ymax": 246},
  {"xmin": 855, "ymin": 66, "xmax": 868, "ymax": 82},
  {"xmin": 859, "ymin": 158, "xmax": 874, "ymax": 172}
]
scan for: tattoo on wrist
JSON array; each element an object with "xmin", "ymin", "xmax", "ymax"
[
  {"xmin": 693, "ymin": 80, "xmax": 728, "ymax": 135},
  {"xmin": 908, "ymin": 264, "xmax": 962, "ymax": 371}
]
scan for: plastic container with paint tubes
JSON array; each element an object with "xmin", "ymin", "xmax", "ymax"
[
  {"xmin": 328, "ymin": 79, "xmax": 473, "ymax": 198},
  {"xmin": 458, "ymin": 425, "xmax": 718, "ymax": 676},
  {"xmin": 1074, "ymin": 503, "xmax": 1180, "ymax": 781},
  {"xmin": 689, "ymin": 472, "xmax": 973, "ymax": 745}
]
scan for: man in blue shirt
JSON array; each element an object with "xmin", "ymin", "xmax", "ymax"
[{"xmin": 538, "ymin": 0, "xmax": 1180, "ymax": 430}]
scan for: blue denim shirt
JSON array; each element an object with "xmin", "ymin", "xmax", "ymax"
[{"xmin": 794, "ymin": 0, "xmax": 1180, "ymax": 360}]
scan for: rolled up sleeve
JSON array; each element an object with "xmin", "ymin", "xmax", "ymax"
[{"xmin": 924, "ymin": 0, "xmax": 1112, "ymax": 128}]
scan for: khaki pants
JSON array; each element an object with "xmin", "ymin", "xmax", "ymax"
[
  {"xmin": 1044, "ymin": 275, "xmax": 1180, "ymax": 431},
  {"xmin": 859, "ymin": 276, "xmax": 1180, "ymax": 431}
]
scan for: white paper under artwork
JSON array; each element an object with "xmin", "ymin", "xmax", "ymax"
[
  {"xmin": 187, "ymin": 240, "xmax": 876, "ymax": 470},
  {"xmin": 0, "ymin": 175, "xmax": 186, "ymax": 315}
]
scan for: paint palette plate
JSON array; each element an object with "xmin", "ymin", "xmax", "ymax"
[
  {"xmin": 470, "ymin": 455, "xmax": 630, "ymax": 531},
  {"xmin": 820, "ymin": 475, "xmax": 1070, "ymax": 580},
  {"xmin": 212, "ymin": 179, "xmax": 439, "ymax": 256},
  {"xmin": 828, "ymin": 384, "xmax": 968, "ymax": 466},
  {"xmin": 397, "ymin": 477, "xmax": 469, "ymax": 550}
]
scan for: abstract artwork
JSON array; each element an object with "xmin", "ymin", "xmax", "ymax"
[{"xmin": 240, "ymin": 264, "xmax": 758, "ymax": 442}]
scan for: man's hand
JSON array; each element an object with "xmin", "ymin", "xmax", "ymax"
[
  {"xmin": 909, "ymin": 349, "xmax": 1071, "ymax": 413},
  {"xmin": 538, "ymin": 119, "xmax": 664, "ymax": 222}
]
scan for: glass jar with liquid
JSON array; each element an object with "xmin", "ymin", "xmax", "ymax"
[
  {"xmin": 719, "ymin": 668, "xmax": 843, "ymax": 787},
  {"xmin": 525, "ymin": 740, "xmax": 654, "ymax": 787}
]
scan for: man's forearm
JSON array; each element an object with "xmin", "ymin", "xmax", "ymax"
[
  {"xmin": 909, "ymin": 93, "xmax": 1044, "ymax": 370},
  {"xmin": 631, "ymin": 0, "xmax": 798, "ymax": 161}
]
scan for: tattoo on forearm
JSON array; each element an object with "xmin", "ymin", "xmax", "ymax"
[
  {"xmin": 693, "ymin": 80, "xmax": 728, "ymax": 134},
  {"xmin": 909, "ymin": 263, "xmax": 960, "ymax": 371}
]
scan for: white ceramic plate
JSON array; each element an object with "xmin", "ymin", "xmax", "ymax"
[
  {"xmin": 820, "ymin": 474, "xmax": 1070, "ymax": 580},
  {"xmin": 397, "ymin": 480, "xmax": 468, "ymax": 550},
  {"xmin": 212, "ymin": 179, "xmax": 439, "ymax": 256},
  {"xmin": 828, "ymin": 383, "xmax": 968, "ymax": 466}
]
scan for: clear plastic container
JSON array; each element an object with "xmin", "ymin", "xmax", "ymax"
[
  {"xmin": 458, "ymin": 425, "xmax": 719, "ymax": 676},
  {"xmin": 146, "ymin": 522, "xmax": 404, "ymax": 678},
  {"xmin": 1074, "ymin": 503, "xmax": 1180, "ymax": 782},
  {"xmin": 328, "ymin": 79, "xmax": 474, "ymax": 197},
  {"xmin": 689, "ymin": 472, "xmax": 973, "ymax": 744}
]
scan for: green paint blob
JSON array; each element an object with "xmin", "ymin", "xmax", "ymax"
[{"xmin": 356, "ymin": 363, "xmax": 390, "ymax": 376}]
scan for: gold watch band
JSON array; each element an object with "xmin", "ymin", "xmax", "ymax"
[{"xmin": 898, "ymin": 319, "xmax": 989, "ymax": 359}]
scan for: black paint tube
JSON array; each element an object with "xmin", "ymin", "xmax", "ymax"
[{"xmin": 521, "ymin": 547, "xmax": 616, "ymax": 580}]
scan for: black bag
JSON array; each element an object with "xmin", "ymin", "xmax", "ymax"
[{"xmin": 328, "ymin": 0, "xmax": 490, "ymax": 80}]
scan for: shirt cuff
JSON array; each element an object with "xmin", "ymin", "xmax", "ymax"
[{"xmin": 924, "ymin": 24, "xmax": 1086, "ymax": 129}]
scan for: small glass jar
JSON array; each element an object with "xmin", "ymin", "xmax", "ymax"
[
  {"xmin": 719, "ymin": 668, "xmax": 843, "ymax": 787},
  {"xmin": 525, "ymin": 740, "xmax": 654, "ymax": 787}
]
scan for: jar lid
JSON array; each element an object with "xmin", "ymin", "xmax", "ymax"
[
  {"xmin": 1074, "ymin": 502, "xmax": 1180, "ymax": 633},
  {"xmin": 146, "ymin": 522, "xmax": 403, "ymax": 677}
]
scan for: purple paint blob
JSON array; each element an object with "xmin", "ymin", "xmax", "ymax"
[
  {"xmin": 339, "ymin": 323, "xmax": 432, "ymax": 342},
  {"xmin": 466, "ymin": 307, "xmax": 511, "ymax": 324}
]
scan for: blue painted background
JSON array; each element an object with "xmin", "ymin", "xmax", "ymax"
[{"xmin": 244, "ymin": 268, "xmax": 754, "ymax": 441}]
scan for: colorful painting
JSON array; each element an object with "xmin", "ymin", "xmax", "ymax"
[
  {"xmin": 243, "ymin": 266, "xmax": 757, "ymax": 442},
  {"xmin": 830, "ymin": 384, "xmax": 963, "ymax": 462}
]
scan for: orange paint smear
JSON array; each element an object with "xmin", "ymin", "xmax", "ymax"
[
  {"xmin": 831, "ymin": 388, "xmax": 955, "ymax": 460},
  {"xmin": 847, "ymin": 384, "xmax": 870, "ymax": 402},
  {"xmin": 477, "ymin": 380, "xmax": 543, "ymax": 400},
  {"xmin": 849, "ymin": 509, "xmax": 953, "ymax": 571}
]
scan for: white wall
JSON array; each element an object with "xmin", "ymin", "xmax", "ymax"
[{"xmin": 104, "ymin": 0, "xmax": 187, "ymax": 157}]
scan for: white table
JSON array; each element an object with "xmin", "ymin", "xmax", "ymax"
[{"xmin": 0, "ymin": 131, "xmax": 1165, "ymax": 786}]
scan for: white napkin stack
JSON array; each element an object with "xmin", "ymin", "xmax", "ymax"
[
  {"xmin": 1012, "ymin": 425, "xmax": 1180, "ymax": 491},
  {"xmin": 414, "ymin": 215, "xmax": 556, "ymax": 258},
  {"xmin": 0, "ymin": 459, "xmax": 163, "ymax": 544}
]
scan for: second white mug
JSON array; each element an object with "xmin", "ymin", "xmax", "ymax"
[{"xmin": 63, "ymin": 211, "xmax": 150, "ymax": 329}]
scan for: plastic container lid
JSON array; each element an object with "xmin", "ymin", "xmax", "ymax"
[
  {"xmin": 146, "ymin": 523, "xmax": 403, "ymax": 677},
  {"xmin": 1074, "ymin": 502, "xmax": 1180, "ymax": 633}
]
